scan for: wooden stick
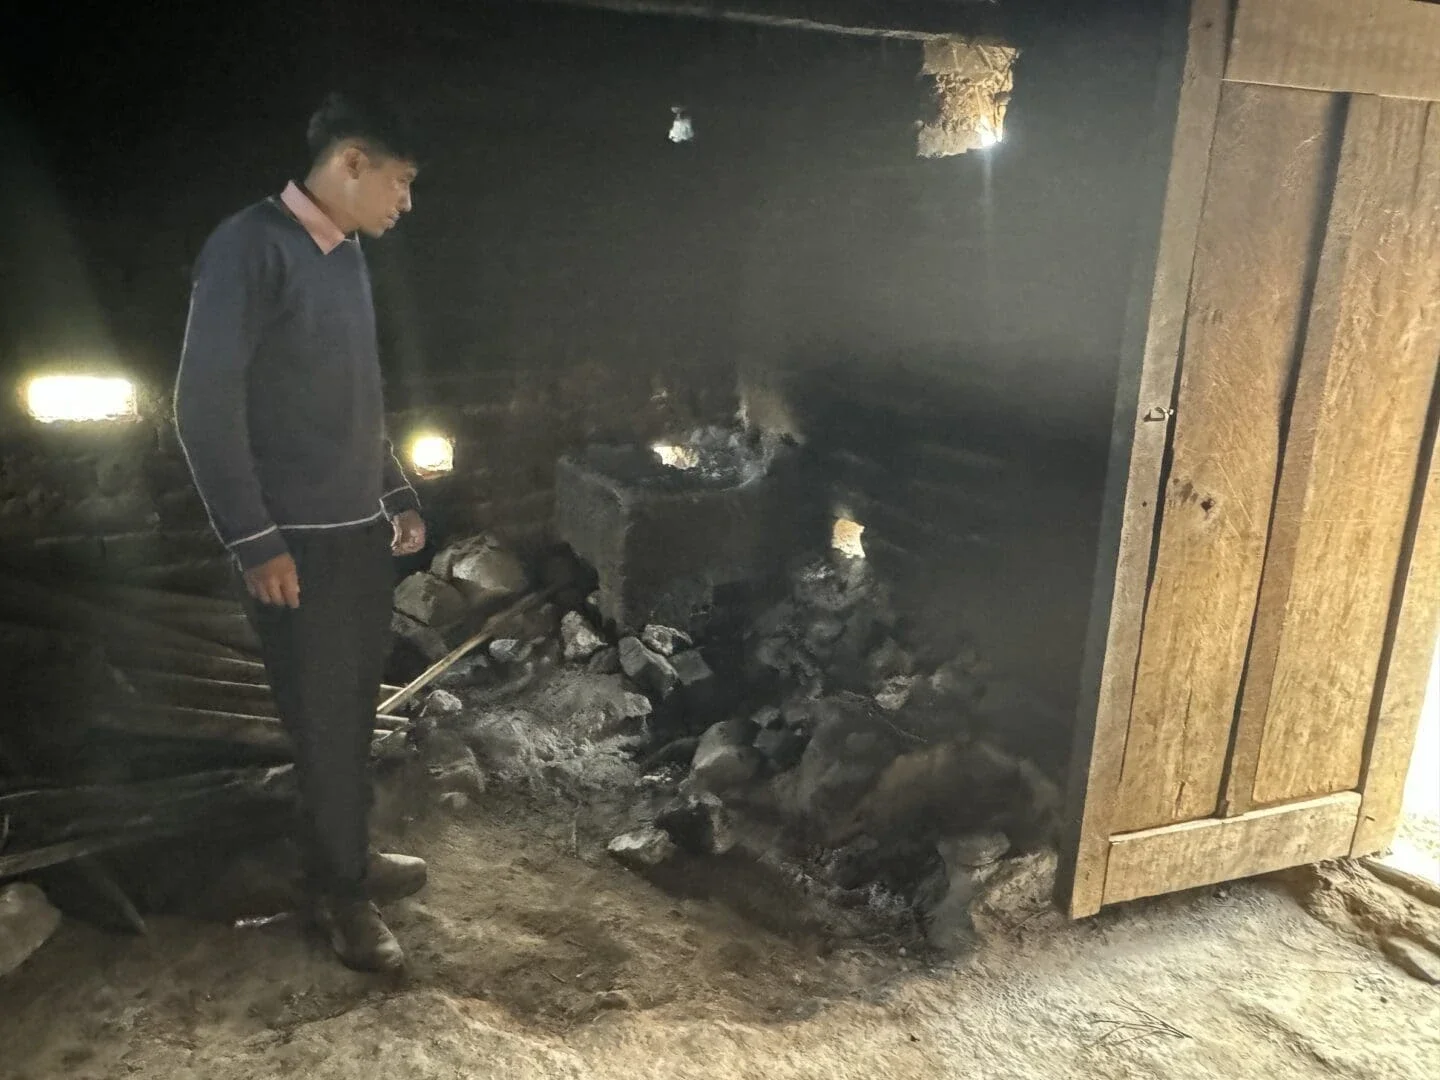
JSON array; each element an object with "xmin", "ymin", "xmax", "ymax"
[
  {"xmin": 522, "ymin": 0, "xmax": 1005, "ymax": 42},
  {"xmin": 378, "ymin": 589, "xmax": 553, "ymax": 716},
  {"xmin": 74, "ymin": 855, "xmax": 148, "ymax": 936},
  {"xmin": 0, "ymin": 572, "xmax": 248, "ymax": 660},
  {"xmin": 64, "ymin": 582, "xmax": 244, "ymax": 618},
  {"xmin": 0, "ymin": 767, "xmax": 296, "ymax": 872}
]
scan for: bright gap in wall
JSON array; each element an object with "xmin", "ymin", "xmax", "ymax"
[
  {"xmin": 832, "ymin": 516, "xmax": 866, "ymax": 559},
  {"xmin": 409, "ymin": 433, "xmax": 455, "ymax": 477},
  {"xmin": 24, "ymin": 375, "xmax": 139, "ymax": 423}
]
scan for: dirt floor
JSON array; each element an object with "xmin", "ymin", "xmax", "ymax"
[{"xmin": 3, "ymin": 783, "xmax": 1438, "ymax": 1080}]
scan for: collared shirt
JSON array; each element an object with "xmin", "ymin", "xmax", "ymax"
[
  {"xmin": 278, "ymin": 180, "xmax": 347, "ymax": 254},
  {"xmin": 173, "ymin": 184, "xmax": 419, "ymax": 570}
]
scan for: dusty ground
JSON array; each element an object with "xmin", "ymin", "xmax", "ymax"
[{"xmin": 3, "ymin": 785, "xmax": 1438, "ymax": 1080}]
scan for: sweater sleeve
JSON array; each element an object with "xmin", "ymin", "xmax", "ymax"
[
  {"xmin": 174, "ymin": 219, "xmax": 289, "ymax": 570},
  {"xmin": 380, "ymin": 438, "xmax": 422, "ymax": 519}
]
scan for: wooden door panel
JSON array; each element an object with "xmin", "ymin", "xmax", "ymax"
[
  {"xmin": 1113, "ymin": 83, "xmax": 1339, "ymax": 834},
  {"xmin": 1103, "ymin": 792, "xmax": 1360, "ymax": 906},
  {"xmin": 1226, "ymin": 95, "xmax": 1440, "ymax": 812}
]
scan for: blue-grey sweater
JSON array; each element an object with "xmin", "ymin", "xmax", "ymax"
[{"xmin": 174, "ymin": 197, "xmax": 419, "ymax": 570}]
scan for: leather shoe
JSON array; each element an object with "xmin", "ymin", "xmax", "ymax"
[{"xmin": 315, "ymin": 898, "xmax": 405, "ymax": 973}]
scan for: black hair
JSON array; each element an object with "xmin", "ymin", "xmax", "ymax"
[{"xmin": 306, "ymin": 91, "xmax": 421, "ymax": 166}]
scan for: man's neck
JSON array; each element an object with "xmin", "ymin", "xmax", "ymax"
[{"xmin": 300, "ymin": 173, "xmax": 357, "ymax": 235}]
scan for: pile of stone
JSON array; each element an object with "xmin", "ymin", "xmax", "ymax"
[
  {"xmin": 384, "ymin": 534, "xmax": 1064, "ymax": 951},
  {"xmin": 557, "ymin": 603, "xmax": 720, "ymax": 742},
  {"xmin": 392, "ymin": 535, "xmax": 530, "ymax": 661},
  {"xmin": 599, "ymin": 550, "xmax": 1063, "ymax": 951}
]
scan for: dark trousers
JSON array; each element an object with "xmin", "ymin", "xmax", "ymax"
[{"xmin": 242, "ymin": 520, "xmax": 393, "ymax": 900}]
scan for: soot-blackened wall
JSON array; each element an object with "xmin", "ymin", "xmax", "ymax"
[{"xmin": 2, "ymin": 2, "xmax": 1171, "ymax": 722}]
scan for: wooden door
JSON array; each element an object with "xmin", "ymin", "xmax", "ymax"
[{"xmin": 1062, "ymin": 0, "xmax": 1440, "ymax": 917}]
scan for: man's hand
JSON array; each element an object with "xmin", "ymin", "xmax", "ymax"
[
  {"xmin": 391, "ymin": 509, "xmax": 426, "ymax": 556},
  {"xmin": 244, "ymin": 552, "xmax": 301, "ymax": 608}
]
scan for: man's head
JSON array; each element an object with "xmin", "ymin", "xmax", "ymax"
[{"xmin": 304, "ymin": 92, "xmax": 420, "ymax": 238}]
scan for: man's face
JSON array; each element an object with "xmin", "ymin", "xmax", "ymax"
[{"xmin": 349, "ymin": 149, "xmax": 418, "ymax": 238}]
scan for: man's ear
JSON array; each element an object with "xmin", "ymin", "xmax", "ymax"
[{"xmin": 339, "ymin": 143, "xmax": 366, "ymax": 179}]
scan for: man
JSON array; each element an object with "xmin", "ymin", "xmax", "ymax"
[{"xmin": 175, "ymin": 92, "xmax": 428, "ymax": 973}]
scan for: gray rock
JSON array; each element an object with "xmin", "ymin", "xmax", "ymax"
[
  {"xmin": 421, "ymin": 688, "xmax": 465, "ymax": 718},
  {"xmin": 586, "ymin": 645, "xmax": 621, "ymax": 675},
  {"xmin": 940, "ymin": 830, "xmax": 1012, "ymax": 870},
  {"xmin": 0, "ymin": 883, "xmax": 61, "ymax": 978},
  {"xmin": 391, "ymin": 610, "xmax": 451, "ymax": 660},
  {"xmin": 617, "ymin": 691, "xmax": 653, "ymax": 721},
  {"xmin": 434, "ymin": 535, "xmax": 527, "ymax": 590},
  {"xmin": 875, "ymin": 674, "xmax": 916, "ymax": 712},
  {"xmin": 782, "ymin": 697, "xmax": 904, "ymax": 825},
  {"xmin": 865, "ymin": 638, "xmax": 915, "ymax": 684},
  {"xmin": 691, "ymin": 719, "xmax": 762, "ymax": 792},
  {"xmin": 466, "ymin": 710, "xmax": 533, "ymax": 771},
  {"xmin": 438, "ymin": 791, "xmax": 471, "ymax": 813},
  {"xmin": 804, "ymin": 614, "xmax": 846, "ymax": 654},
  {"xmin": 561, "ymin": 611, "xmax": 605, "ymax": 662},
  {"xmin": 608, "ymin": 828, "xmax": 677, "ymax": 871},
  {"xmin": 435, "ymin": 652, "xmax": 490, "ymax": 688},
  {"xmin": 1383, "ymin": 937, "xmax": 1440, "ymax": 984},
  {"xmin": 372, "ymin": 730, "xmax": 414, "ymax": 764},
  {"xmin": 620, "ymin": 636, "xmax": 679, "ymax": 698},
  {"xmin": 437, "ymin": 538, "xmax": 528, "ymax": 611},
  {"xmin": 640, "ymin": 624, "xmax": 693, "ymax": 657},
  {"xmin": 488, "ymin": 638, "xmax": 532, "ymax": 664},
  {"xmin": 420, "ymin": 729, "xmax": 486, "ymax": 799},
  {"xmin": 753, "ymin": 707, "xmax": 809, "ymax": 771},
  {"xmin": 394, "ymin": 572, "xmax": 469, "ymax": 629},
  {"xmin": 656, "ymin": 792, "xmax": 738, "ymax": 855},
  {"xmin": 669, "ymin": 649, "xmax": 713, "ymax": 689},
  {"xmin": 577, "ymin": 692, "xmax": 653, "ymax": 740}
]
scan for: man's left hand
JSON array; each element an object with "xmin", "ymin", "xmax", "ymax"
[{"xmin": 391, "ymin": 509, "xmax": 426, "ymax": 556}]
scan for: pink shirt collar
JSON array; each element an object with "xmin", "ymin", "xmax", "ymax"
[{"xmin": 279, "ymin": 181, "xmax": 348, "ymax": 254}]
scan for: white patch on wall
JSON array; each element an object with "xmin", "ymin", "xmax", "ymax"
[
  {"xmin": 668, "ymin": 107, "xmax": 694, "ymax": 144},
  {"xmin": 24, "ymin": 375, "xmax": 139, "ymax": 423}
]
